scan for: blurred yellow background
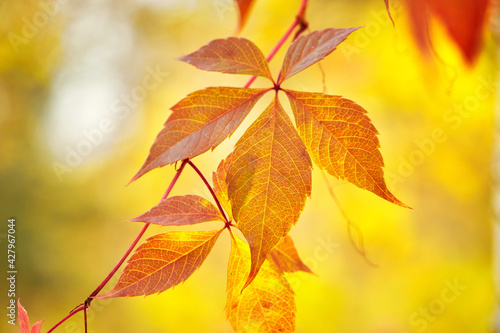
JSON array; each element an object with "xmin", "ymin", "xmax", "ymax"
[{"xmin": 0, "ymin": 0, "xmax": 496, "ymax": 332}]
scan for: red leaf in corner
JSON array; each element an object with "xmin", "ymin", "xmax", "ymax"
[
  {"xmin": 234, "ymin": 0, "xmax": 256, "ymax": 33},
  {"xmin": 18, "ymin": 300, "xmax": 44, "ymax": 333},
  {"xmin": 406, "ymin": 0, "xmax": 490, "ymax": 65}
]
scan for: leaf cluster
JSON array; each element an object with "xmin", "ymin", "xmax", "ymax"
[{"xmin": 95, "ymin": 27, "xmax": 407, "ymax": 332}]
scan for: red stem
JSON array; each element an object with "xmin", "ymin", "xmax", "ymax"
[
  {"xmin": 47, "ymin": 0, "xmax": 311, "ymax": 331},
  {"xmin": 243, "ymin": 0, "xmax": 309, "ymax": 89},
  {"xmin": 46, "ymin": 159, "xmax": 189, "ymax": 333},
  {"xmin": 47, "ymin": 306, "xmax": 85, "ymax": 333},
  {"xmin": 187, "ymin": 160, "xmax": 229, "ymax": 223}
]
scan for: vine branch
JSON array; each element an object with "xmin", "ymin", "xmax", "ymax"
[{"xmin": 46, "ymin": 0, "xmax": 311, "ymax": 330}]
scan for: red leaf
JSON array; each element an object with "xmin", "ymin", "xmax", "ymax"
[
  {"xmin": 279, "ymin": 27, "xmax": 359, "ymax": 83},
  {"xmin": 179, "ymin": 37, "xmax": 272, "ymax": 80},
  {"xmin": 268, "ymin": 235, "xmax": 314, "ymax": 274},
  {"xmin": 285, "ymin": 89, "xmax": 408, "ymax": 208},
  {"xmin": 131, "ymin": 87, "xmax": 268, "ymax": 183},
  {"xmin": 226, "ymin": 95, "xmax": 312, "ymax": 288},
  {"xmin": 128, "ymin": 195, "xmax": 224, "ymax": 226},
  {"xmin": 234, "ymin": 0, "xmax": 257, "ymax": 33},
  {"xmin": 226, "ymin": 235, "xmax": 296, "ymax": 332},
  {"xmin": 406, "ymin": 0, "xmax": 490, "ymax": 64},
  {"xmin": 99, "ymin": 229, "xmax": 224, "ymax": 298},
  {"xmin": 18, "ymin": 300, "xmax": 44, "ymax": 333}
]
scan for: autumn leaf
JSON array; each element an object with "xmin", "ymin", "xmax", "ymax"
[
  {"xmin": 131, "ymin": 87, "xmax": 269, "ymax": 183},
  {"xmin": 213, "ymin": 155, "xmax": 233, "ymax": 221},
  {"xmin": 402, "ymin": 0, "xmax": 489, "ymax": 64},
  {"xmin": 234, "ymin": 0, "xmax": 256, "ymax": 33},
  {"xmin": 179, "ymin": 37, "xmax": 272, "ymax": 80},
  {"xmin": 18, "ymin": 300, "xmax": 44, "ymax": 333},
  {"xmin": 226, "ymin": 234, "xmax": 296, "ymax": 333},
  {"xmin": 285, "ymin": 89, "xmax": 407, "ymax": 207},
  {"xmin": 227, "ymin": 95, "xmax": 312, "ymax": 288},
  {"xmin": 268, "ymin": 235, "xmax": 313, "ymax": 274},
  {"xmin": 99, "ymin": 229, "xmax": 223, "ymax": 298},
  {"xmin": 279, "ymin": 27, "xmax": 359, "ymax": 84},
  {"xmin": 127, "ymin": 195, "xmax": 224, "ymax": 226}
]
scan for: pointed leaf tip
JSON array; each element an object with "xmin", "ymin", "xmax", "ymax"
[
  {"xmin": 285, "ymin": 89, "xmax": 408, "ymax": 208},
  {"xmin": 99, "ymin": 229, "xmax": 224, "ymax": 298},
  {"xmin": 280, "ymin": 27, "xmax": 360, "ymax": 83},
  {"xmin": 18, "ymin": 299, "xmax": 44, "ymax": 333},
  {"xmin": 130, "ymin": 87, "xmax": 268, "ymax": 182},
  {"xmin": 226, "ymin": 235, "xmax": 296, "ymax": 333},
  {"xmin": 179, "ymin": 37, "xmax": 272, "ymax": 80},
  {"xmin": 268, "ymin": 235, "xmax": 315, "ymax": 274},
  {"xmin": 234, "ymin": 0, "xmax": 257, "ymax": 33}
]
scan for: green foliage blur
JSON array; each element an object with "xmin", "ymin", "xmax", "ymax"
[{"xmin": 0, "ymin": 0, "xmax": 496, "ymax": 332}]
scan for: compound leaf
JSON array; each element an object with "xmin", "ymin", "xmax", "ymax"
[
  {"xmin": 99, "ymin": 229, "xmax": 223, "ymax": 298},
  {"xmin": 227, "ymin": 95, "xmax": 312, "ymax": 288},
  {"xmin": 131, "ymin": 87, "xmax": 268, "ymax": 183},
  {"xmin": 128, "ymin": 195, "xmax": 224, "ymax": 226},
  {"xmin": 226, "ymin": 235, "xmax": 296, "ymax": 333},
  {"xmin": 285, "ymin": 89, "xmax": 408, "ymax": 207},
  {"xmin": 179, "ymin": 37, "xmax": 272, "ymax": 80},
  {"xmin": 279, "ymin": 27, "xmax": 359, "ymax": 83}
]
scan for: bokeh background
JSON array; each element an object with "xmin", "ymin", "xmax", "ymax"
[{"xmin": 0, "ymin": 0, "xmax": 497, "ymax": 332}]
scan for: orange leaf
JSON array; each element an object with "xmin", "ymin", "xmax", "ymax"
[
  {"xmin": 227, "ymin": 95, "xmax": 312, "ymax": 288},
  {"xmin": 131, "ymin": 87, "xmax": 268, "ymax": 183},
  {"xmin": 279, "ymin": 27, "xmax": 359, "ymax": 83},
  {"xmin": 213, "ymin": 156, "xmax": 233, "ymax": 221},
  {"xmin": 99, "ymin": 229, "xmax": 224, "ymax": 298},
  {"xmin": 234, "ymin": 0, "xmax": 256, "ymax": 33},
  {"xmin": 268, "ymin": 235, "xmax": 313, "ymax": 274},
  {"xmin": 179, "ymin": 37, "xmax": 272, "ymax": 80},
  {"xmin": 405, "ymin": 0, "xmax": 489, "ymax": 65},
  {"xmin": 285, "ymin": 90, "xmax": 408, "ymax": 208},
  {"xmin": 226, "ymin": 235, "xmax": 296, "ymax": 332},
  {"xmin": 128, "ymin": 195, "xmax": 224, "ymax": 226},
  {"xmin": 18, "ymin": 300, "xmax": 44, "ymax": 333}
]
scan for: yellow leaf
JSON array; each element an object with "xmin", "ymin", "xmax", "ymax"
[
  {"xmin": 226, "ymin": 235, "xmax": 296, "ymax": 333},
  {"xmin": 285, "ymin": 89, "xmax": 408, "ymax": 207},
  {"xmin": 227, "ymin": 95, "xmax": 312, "ymax": 288},
  {"xmin": 268, "ymin": 235, "xmax": 313, "ymax": 274}
]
